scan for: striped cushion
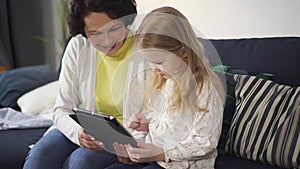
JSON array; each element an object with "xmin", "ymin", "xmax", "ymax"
[{"xmin": 225, "ymin": 74, "xmax": 300, "ymax": 168}]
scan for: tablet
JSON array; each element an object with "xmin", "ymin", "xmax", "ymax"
[{"xmin": 71, "ymin": 108, "xmax": 137, "ymax": 153}]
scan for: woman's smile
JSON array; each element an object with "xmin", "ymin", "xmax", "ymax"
[{"xmin": 84, "ymin": 12, "xmax": 127, "ymax": 56}]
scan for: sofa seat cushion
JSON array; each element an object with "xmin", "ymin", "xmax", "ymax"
[
  {"xmin": 215, "ymin": 154, "xmax": 283, "ymax": 169},
  {"xmin": 225, "ymin": 74, "xmax": 300, "ymax": 168},
  {"xmin": 0, "ymin": 128, "xmax": 48, "ymax": 169}
]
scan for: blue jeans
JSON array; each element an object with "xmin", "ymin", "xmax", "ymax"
[
  {"xmin": 23, "ymin": 129, "xmax": 163, "ymax": 169},
  {"xmin": 106, "ymin": 162, "xmax": 164, "ymax": 169},
  {"xmin": 23, "ymin": 129, "xmax": 120, "ymax": 169}
]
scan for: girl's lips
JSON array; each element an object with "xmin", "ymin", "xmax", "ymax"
[{"xmin": 154, "ymin": 69, "xmax": 167, "ymax": 78}]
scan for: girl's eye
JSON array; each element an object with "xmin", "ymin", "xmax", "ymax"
[{"xmin": 154, "ymin": 61, "xmax": 163, "ymax": 65}]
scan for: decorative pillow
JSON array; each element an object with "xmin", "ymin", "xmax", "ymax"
[
  {"xmin": 0, "ymin": 65, "xmax": 58, "ymax": 110},
  {"xmin": 17, "ymin": 80, "xmax": 59, "ymax": 118},
  {"xmin": 225, "ymin": 74, "xmax": 300, "ymax": 168},
  {"xmin": 213, "ymin": 65, "xmax": 273, "ymax": 154}
]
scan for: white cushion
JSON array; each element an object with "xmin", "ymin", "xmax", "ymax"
[{"xmin": 17, "ymin": 80, "xmax": 59, "ymax": 119}]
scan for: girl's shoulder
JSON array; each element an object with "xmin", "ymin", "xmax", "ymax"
[
  {"xmin": 197, "ymin": 80, "xmax": 211, "ymax": 99},
  {"xmin": 197, "ymin": 79, "xmax": 224, "ymax": 108}
]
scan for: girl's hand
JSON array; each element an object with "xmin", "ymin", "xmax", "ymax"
[
  {"xmin": 125, "ymin": 142, "xmax": 165, "ymax": 163},
  {"xmin": 78, "ymin": 128, "xmax": 104, "ymax": 150},
  {"xmin": 128, "ymin": 113, "xmax": 149, "ymax": 131},
  {"xmin": 113, "ymin": 142, "xmax": 136, "ymax": 165}
]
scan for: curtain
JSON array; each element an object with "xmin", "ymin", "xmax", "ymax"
[
  {"xmin": 0, "ymin": 0, "xmax": 47, "ymax": 70},
  {"xmin": 0, "ymin": 0, "xmax": 14, "ymax": 69}
]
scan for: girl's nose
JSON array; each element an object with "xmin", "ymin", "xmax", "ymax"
[
  {"xmin": 152, "ymin": 67, "xmax": 160, "ymax": 73},
  {"xmin": 149, "ymin": 63, "xmax": 161, "ymax": 72}
]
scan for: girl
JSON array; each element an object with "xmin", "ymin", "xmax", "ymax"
[{"xmin": 114, "ymin": 6, "xmax": 225, "ymax": 169}]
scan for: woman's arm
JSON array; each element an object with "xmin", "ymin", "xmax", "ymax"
[{"xmin": 52, "ymin": 35, "xmax": 84, "ymax": 145}]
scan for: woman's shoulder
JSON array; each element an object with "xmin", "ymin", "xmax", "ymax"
[
  {"xmin": 68, "ymin": 34, "xmax": 91, "ymax": 49},
  {"xmin": 62, "ymin": 35, "xmax": 94, "ymax": 63}
]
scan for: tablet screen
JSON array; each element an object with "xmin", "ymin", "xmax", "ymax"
[{"xmin": 71, "ymin": 108, "xmax": 137, "ymax": 153}]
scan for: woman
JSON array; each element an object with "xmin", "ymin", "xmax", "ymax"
[
  {"xmin": 113, "ymin": 6, "xmax": 225, "ymax": 169},
  {"xmin": 23, "ymin": 0, "xmax": 142, "ymax": 168}
]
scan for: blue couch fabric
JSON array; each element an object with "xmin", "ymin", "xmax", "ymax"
[
  {"xmin": 0, "ymin": 65, "xmax": 58, "ymax": 110},
  {"xmin": 1, "ymin": 37, "xmax": 299, "ymax": 169}
]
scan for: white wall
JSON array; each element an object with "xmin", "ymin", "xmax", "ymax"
[{"xmin": 136, "ymin": 0, "xmax": 300, "ymax": 39}]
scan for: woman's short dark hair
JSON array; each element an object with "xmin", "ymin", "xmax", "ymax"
[{"xmin": 68, "ymin": 0, "xmax": 137, "ymax": 37}]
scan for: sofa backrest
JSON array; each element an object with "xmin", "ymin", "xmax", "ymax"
[{"xmin": 202, "ymin": 37, "xmax": 300, "ymax": 87}]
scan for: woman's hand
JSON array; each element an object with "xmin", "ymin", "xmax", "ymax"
[
  {"xmin": 125, "ymin": 142, "xmax": 165, "ymax": 163},
  {"xmin": 113, "ymin": 142, "xmax": 136, "ymax": 165},
  {"xmin": 78, "ymin": 128, "xmax": 104, "ymax": 150},
  {"xmin": 128, "ymin": 113, "xmax": 149, "ymax": 131}
]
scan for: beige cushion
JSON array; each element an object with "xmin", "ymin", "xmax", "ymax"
[{"xmin": 17, "ymin": 80, "xmax": 58, "ymax": 119}]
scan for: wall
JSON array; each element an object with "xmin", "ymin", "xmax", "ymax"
[{"xmin": 135, "ymin": 0, "xmax": 300, "ymax": 39}]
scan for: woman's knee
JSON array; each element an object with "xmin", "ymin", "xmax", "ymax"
[
  {"xmin": 30, "ymin": 129, "xmax": 76, "ymax": 155},
  {"xmin": 34, "ymin": 128, "xmax": 66, "ymax": 146},
  {"xmin": 63, "ymin": 148, "xmax": 117, "ymax": 169},
  {"xmin": 141, "ymin": 162, "xmax": 164, "ymax": 169},
  {"xmin": 24, "ymin": 129, "xmax": 78, "ymax": 168}
]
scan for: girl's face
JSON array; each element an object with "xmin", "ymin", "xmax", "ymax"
[
  {"xmin": 139, "ymin": 49, "xmax": 187, "ymax": 79},
  {"xmin": 84, "ymin": 12, "xmax": 128, "ymax": 56}
]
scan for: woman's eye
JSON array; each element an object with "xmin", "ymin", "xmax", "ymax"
[
  {"xmin": 91, "ymin": 31, "xmax": 102, "ymax": 36},
  {"xmin": 110, "ymin": 27, "xmax": 120, "ymax": 32}
]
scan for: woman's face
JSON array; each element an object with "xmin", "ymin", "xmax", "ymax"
[
  {"xmin": 84, "ymin": 12, "xmax": 128, "ymax": 56},
  {"xmin": 139, "ymin": 48, "xmax": 187, "ymax": 79}
]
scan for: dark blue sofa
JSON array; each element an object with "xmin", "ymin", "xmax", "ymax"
[
  {"xmin": 211, "ymin": 37, "xmax": 300, "ymax": 169},
  {"xmin": 0, "ymin": 37, "xmax": 299, "ymax": 169}
]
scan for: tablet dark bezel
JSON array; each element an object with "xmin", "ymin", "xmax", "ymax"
[{"xmin": 71, "ymin": 108, "xmax": 137, "ymax": 149}]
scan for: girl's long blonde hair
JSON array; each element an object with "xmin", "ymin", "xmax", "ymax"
[{"xmin": 136, "ymin": 7, "xmax": 225, "ymax": 113}]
